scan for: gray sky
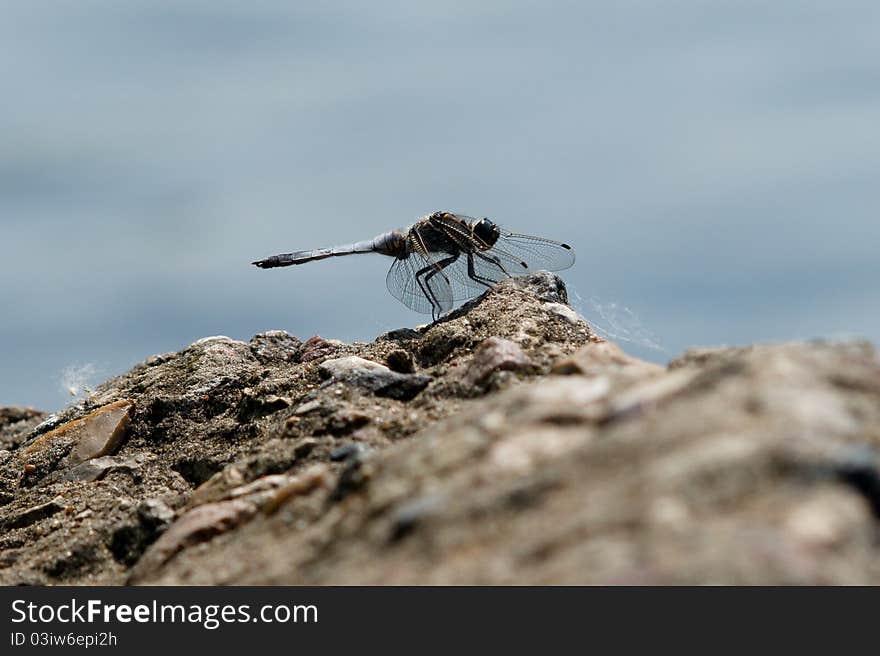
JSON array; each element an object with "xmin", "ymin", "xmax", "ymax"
[{"xmin": 2, "ymin": 1, "xmax": 879, "ymax": 411}]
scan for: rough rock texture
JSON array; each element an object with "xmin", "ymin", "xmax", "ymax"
[{"xmin": 2, "ymin": 273, "xmax": 880, "ymax": 585}]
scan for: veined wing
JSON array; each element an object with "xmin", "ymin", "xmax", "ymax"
[
  {"xmin": 489, "ymin": 231, "xmax": 575, "ymax": 273},
  {"xmin": 386, "ymin": 249, "xmax": 510, "ymax": 311},
  {"xmin": 385, "ymin": 251, "xmax": 454, "ymax": 315},
  {"xmin": 435, "ymin": 232, "xmax": 575, "ymax": 299},
  {"xmin": 438, "ymin": 251, "xmax": 514, "ymax": 296},
  {"xmin": 386, "ymin": 217, "xmax": 575, "ymax": 314},
  {"xmin": 427, "ymin": 213, "xmax": 575, "ymax": 274}
]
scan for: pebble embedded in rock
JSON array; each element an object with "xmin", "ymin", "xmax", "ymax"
[
  {"xmin": 463, "ymin": 337, "xmax": 534, "ymax": 387},
  {"xmin": 293, "ymin": 399, "xmax": 323, "ymax": 415},
  {"xmin": 330, "ymin": 443, "xmax": 367, "ymax": 462},
  {"xmin": 238, "ymin": 391, "xmax": 291, "ymax": 419},
  {"xmin": 300, "ymin": 335, "xmax": 339, "ymax": 362},
  {"xmin": 138, "ymin": 499, "xmax": 176, "ymax": 527},
  {"xmin": 129, "ymin": 499, "xmax": 257, "ymax": 582},
  {"xmin": 1, "ymin": 496, "xmax": 65, "ymax": 531},
  {"xmin": 108, "ymin": 499, "xmax": 177, "ymax": 567},
  {"xmin": 293, "ymin": 437, "xmax": 319, "ymax": 458},
  {"xmin": 249, "ymin": 330, "xmax": 302, "ymax": 363},
  {"xmin": 386, "ymin": 350, "xmax": 416, "ymax": 374},
  {"xmin": 189, "ymin": 467, "xmax": 246, "ymax": 508},
  {"xmin": 319, "ymin": 356, "xmax": 389, "ymax": 379},
  {"xmin": 377, "ymin": 328, "xmax": 423, "ymax": 342},
  {"xmin": 23, "ymin": 399, "xmax": 134, "ymax": 466},
  {"xmin": 326, "ymin": 410, "xmax": 371, "ymax": 436},
  {"xmin": 61, "ymin": 454, "xmax": 146, "ymax": 483},
  {"xmin": 319, "ymin": 356, "xmax": 430, "ymax": 401},
  {"xmin": 261, "ymin": 465, "xmax": 332, "ymax": 515},
  {"xmin": 543, "ymin": 302, "xmax": 586, "ymax": 325},
  {"xmin": 389, "ymin": 494, "xmax": 446, "ymax": 542}
]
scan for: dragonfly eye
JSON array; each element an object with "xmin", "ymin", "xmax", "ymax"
[{"xmin": 473, "ymin": 218, "xmax": 500, "ymax": 246}]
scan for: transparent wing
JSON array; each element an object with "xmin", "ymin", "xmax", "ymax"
[
  {"xmin": 386, "ymin": 252, "xmax": 454, "ymax": 315},
  {"xmin": 488, "ymin": 231, "xmax": 576, "ymax": 273},
  {"xmin": 418, "ymin": 214, "xmax": 518, "ymax": 296},
  {"xmin": 433, "ymin": 214, "xmax": 574, "ymax": 273},
  {"xmin": 431, "ymin": 214, "xmax": 575, "ymax": 275},
  {"xmin": 439, "ymin": 251, "xmax": 513, "ymax": 297},
  {"xmin": 386, "ymin": 219, "xmax": 575, "ymax": 314},
  {"xmin": 436, "ymin": 232, "xmax": 575, "ymax": 300}
]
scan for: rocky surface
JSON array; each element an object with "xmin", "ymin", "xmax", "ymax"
[{"xmin": 1, "ymin": 273, "xmax": 880, "ymax": 585}]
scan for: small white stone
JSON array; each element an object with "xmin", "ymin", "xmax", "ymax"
[
  {"xmin": 193, "ymin": 335, "xmax": 234, "ymax": 345},
  {"xmin": 294, "ymin": 400, "xmax": 322, "ymax": 415},
  {"xmin": 319, "ymin": 356, "xmax": 390, "ymax": 378},
  {"xmin": 544, "ymin": 302, "xmax": 585, "ymax": 325}
]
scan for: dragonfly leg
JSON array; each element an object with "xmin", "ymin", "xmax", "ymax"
[
  {"xmin": 475, "ymin": 252, "xmax": 512, "ymax": 279},
  {"xmin": 416, "ymin": 254, "xmax": 458, "ymax": 321},
  {"xmin": 466, "ymin": 253, "xmax": 499, "ymax": 288}
]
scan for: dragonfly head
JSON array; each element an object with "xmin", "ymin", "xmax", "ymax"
[{"xmin": 473, "ymin": 217, "xmax": 500, "ymax": 248}]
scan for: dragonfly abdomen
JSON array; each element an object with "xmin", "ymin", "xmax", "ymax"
[
  {"xmin": 251, "ymin": 230, "xmax": 409, "ymax": 268},
  {"xmin": 252, "ymin": 239, "xmax": 377, "ymax": 268}
]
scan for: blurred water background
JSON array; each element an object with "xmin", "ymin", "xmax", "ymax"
[{"xmin": 2, "ymin": 1, "xmax": 879, "ymax": 411}]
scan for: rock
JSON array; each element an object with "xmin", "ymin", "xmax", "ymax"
[
  {"xmin": 136, "ymin": 339, "xmax": 880, "ymax": 585},
  {"xmin": 833, "ymin": 446, "xmax": 880, "ymax": 518},
  {"xmin": 187, "ymin": 473, "xmax": 311, "ymax": 512},
  {"xmin": 324, "ymin": 409, "xmax": 372, "ymax": 436},
  {"xmin": 551, "ymin": 340, "xmax": 663, "ymax": 378},
  {"xmin": 60, "ymin": 454, "xmax": 147, "ymax": 482},
  {"xmin": 23, "ymin": 399, "xmax": 134, "ymax": 465},
  {"xmin": 293, "ymin": 400, "xmax": 323, "ymax": 415},
  {"xmin": 300, "ymin": 335, "xmax": 339, "ymax": 362},
  {"xmin": 386, "ymin": 349, "xmax": 416, "ymax": 374},
  {"xmin": 0, "ymin": 406, "xmax": 47, "ymax": 449},
  {"xmin": 543, "ymin": 302, "xmax": 585, "ymax": 325},
  {"xmin": 318, "ymin": 356, "xmax": 387, "ymax": 379},
  {"xmin": 330, "ymin": 443, "xmax": 368, "ymax": 462},
  {"xmin": 249, "ymin": 330, "xmax": 302, "ymax": 363},
  {"xmin": 293, "ymin": 437, "xmax": 320, "ymax": 458},
  {"xmin": 29, "ymin": 412, "xmax": 68, "ymax": 438},
  {"xmin": 5, "ymin": 272, "xmax": 880, "ymax": 586},
  {"xmin": 138, "ymin": 499, "xmax": 176, "ymax": 526},
  {"xmin": 435, "ymin": 271, "xmax": 571, "ymax": 326},
  {"xmin": 517, "ymin": 271, "xmax": 570, "ymax": 304},
  {"xmin": 377, "ymin": 328, "xmax": 423, "ymax": 342},
  {"xmin": 108, "ymin": 499, "xmax": 177, "ymax": 567},
  {"xmin": 462, "ymin": 337, "xmax": 534, "ymax": 387},
  {"xmin": 1, "ymin": 496, "xmax": 65, "ymax": 531},
  {"xmin": 129, "ymin": 499, "xmax": 258, "ymax": 582},
  {"xmin": 189, "ymin": 467, "xmax": 246, "ymax": 507},
  {"xmin": 238, "ymin": 390, "xmax": 291, "ymax": 419},
  {"xmin": 389, "ymin": 494, "xmax": 446, "ymax": 542},
  {"xmin": 260, "ymin": 465, "xmax": 332, "ymax": 515},
  {"xmin": 318, "ymin": 356, "xmax": 431, "ymax": 401},
  {"xmin": 0, "ymin": 407, "xmax": 44, "ymax": 427}
]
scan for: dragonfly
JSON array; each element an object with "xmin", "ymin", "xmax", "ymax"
[{"xmin": 252, "ymin": 211, "xmax": 575, "ymax": 320}]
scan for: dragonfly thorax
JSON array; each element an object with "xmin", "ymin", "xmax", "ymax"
[{"xmin": 473, "ymin": 218, "xmax": 501, "ymax": 248}]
